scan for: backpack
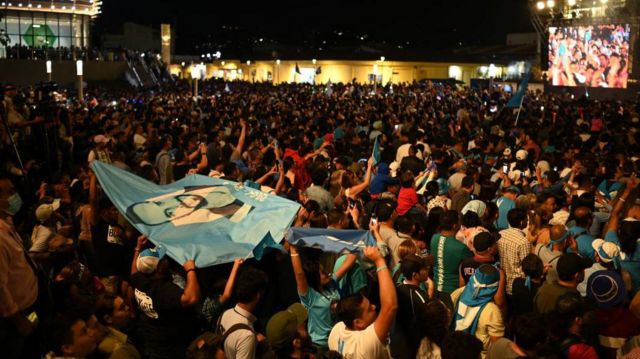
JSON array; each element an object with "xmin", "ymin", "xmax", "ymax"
[{"xmin": 217, "ymin": 321, "xmax": 277, "ymax": 359}]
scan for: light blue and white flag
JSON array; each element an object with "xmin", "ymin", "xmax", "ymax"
[
  {"xmin": 286, "ymin": 227, "xmax": 375, "ymax": 253},
  {"xmin": 372, "ymin": 135, "xmax": 381, "ymax": 166},
  {"xmin": 91, "ymin": 161, "xmax": 300, "ymax": 268}
]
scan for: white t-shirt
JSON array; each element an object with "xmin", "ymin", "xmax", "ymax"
[
  {"xmin": 395, "ymin": 143, "xmax": 412, "ymax": 164},
  {"xmin": 30, "ymin": 224, "xmax": 54, "ymax": 252},
  {"xmin": 328, "ymin": 322, "xmax": 390, "ymax": 359},
  {"xmin": 448, "ymin": 172, "xmax": 466, "ymax": 192},
  {"xmin": 133, "ymin": 133, "xmax": 147, "ymax": 149}
]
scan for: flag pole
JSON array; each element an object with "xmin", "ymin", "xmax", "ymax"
[{"xmin": 514, "ymin": 90, "xmax": 525, "ymax": 127}]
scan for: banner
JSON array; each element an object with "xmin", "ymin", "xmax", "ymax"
[
  {"xmin": 286, "ymin": 227, "xmax": 375, "ymax": 253},
  {"xmin": 91, "ymin": 161, "xmax": 300, "ymax": 267}
]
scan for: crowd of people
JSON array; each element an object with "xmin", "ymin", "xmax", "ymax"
[
  {"xmin": 0, "ymin": 44, "xmax": 132, "ymax": 62},
  {"xmin": 549, "ymin": 24, "xmax": 631, "ymax": 88},
  {"xmin": 2, "ymin": 76, "xmax": 640, "ymax": 359}
]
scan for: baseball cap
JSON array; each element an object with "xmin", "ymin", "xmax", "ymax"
[
  {"xmin": 516, "ymin": 149, "xmax": 528, "ymax": 161},
  {"xmin": 473, "ymin": 232, "xmax": 499, "ymax": 253},
  {"xmin": 94, "ymin": 134, "xmax": 110, "ymax": 144},
  {"xmin": 35, "ymin": 199, "xmax": 61, "ymax": 223},
  {"xmin": 136, "ymin": 246, "xmax": 167, "ymax": 274},
  {"xmin": 556, "ymin": 253, "xmax": 592, "ymax": 280},
  {"xmin": 266, "ymin": 303, "xmax": 308, "ymax": 349},
  {"xmin": 587, "ymin": 270, "xmax": 626, "ymax": 309}
]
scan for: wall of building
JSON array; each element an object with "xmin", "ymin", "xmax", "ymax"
[
  {"xmin": 170, "ymin": 60, "xmax": 508, "ymax": 86},
  {"xmin": 0, "ymin": 59, "xmax": 128, "ymax": 86},
  {"xmin": 102, "ymin": 22, "xmax": 161, "ymax": 52}
]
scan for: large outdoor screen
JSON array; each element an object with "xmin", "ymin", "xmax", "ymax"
[{"xmin": 548, "ymin": 24, "xmax": 631, "ymax": 88}]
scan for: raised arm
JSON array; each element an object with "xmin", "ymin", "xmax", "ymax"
[
  {"xmin": 333, "ymin": 254, "xmax": 357, "ymax": 280},
  {"xmin": 369, "ymin": 221, "xmax": 389, "ymax": 259},
  {"xmin": 180, "ymin": 260, "xmax": 201, "ymax": 307},
  {"xmin": 255, "ymin": 166, "xmax": 277, "ymax": 186},
  {"xmin": 290, "ymin": 245, "xmax": 309, "ymax": 296},
  {"xmin": 347, "ymin": 158, "xmax": 374, "ymax": 199},
  {"xmin": 605, "ymin": 174, "xmax": 638, "ymax": 235},
  {"xmin": 365, "ymin": 246, "xmax": 398, "ymax": 342},
  {"xmin": 236, "ymin": 119, "xmax": 247, "ymax": 155},
  {"xmin": 304, "ymin": 141, "xmax": 330, "ymax": 161},
  {"xmin": 188, "ymin": 143, "xmax": 206, "ymax": 162},
  {"xmin": 220, "ymin": 259, "xmax": 243, "ymax": 304},
  {"xmin": 131, "ymin": 235, "xmax": 148, "ymax": 275},
  {"xmin": 274, "ymin": 162, "xmax": 286, "ymax": 195}
]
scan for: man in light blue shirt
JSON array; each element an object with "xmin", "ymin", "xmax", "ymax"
[{"xmin": 495, "ymin": 186, "xmax": 518, "ymax": 230}]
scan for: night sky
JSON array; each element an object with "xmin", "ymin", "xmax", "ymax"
[{"xmin": 94, "ymin": 0, "xmax": 533, "ymax": 56}]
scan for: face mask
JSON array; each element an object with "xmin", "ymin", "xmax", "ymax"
[{"xmin": 5, "ymin": 193, "xmax": 22, "ymax": 216}]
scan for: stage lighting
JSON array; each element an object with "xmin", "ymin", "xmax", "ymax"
[
  {"xmin": 536, "ymin": 1, "xmax": 545, "ymax": 10},
  {"xmin": 568, "ymin": 0, "xmax": 576, "ymax": 5},
  {"xmin": 546, "ymin": 0, "xmax": 555, "ymax": 8}
]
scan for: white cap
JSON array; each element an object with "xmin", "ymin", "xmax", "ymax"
[
  {"xmin": 592, "ymin": 239, "xmax": 626, "ymax": 262},
  {"xmin": 136, "ymin": 247, "xmax": 167, "ymax": 274},
  {"xmin": 516, "ymin": 149, "xmax": 528, "ymax": 161},
  {"xmin": 35, "ymin": 199, "xmax": 61, "ymax": 223}
]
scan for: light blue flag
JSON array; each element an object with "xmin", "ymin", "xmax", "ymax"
[
  {"xmin": 372, "ymin": 135, "xmax": 381, "ymax": 166},
  {"xmin": 91, "ymin": 161, "xmax": 300, "ymax": 268},
  {"xmin": 286, "ymin": 227, "xmax": 376, "ymax": 253},
  {"xmin": 506, "ymin": 73, "xmax": 530, "ymax": 108}
]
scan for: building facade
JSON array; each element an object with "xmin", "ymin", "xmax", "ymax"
[
  {"xmin": 0, "ymin": 0, "xmax": 100, "ymax": 50},
  {"xmin": 170, "ymin": 59, "xmax": 518, "ymax": 86}
]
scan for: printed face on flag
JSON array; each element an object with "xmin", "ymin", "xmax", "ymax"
[{"xmin": 128, "ymin": 185, "xmax": 252, "ymax": 227}]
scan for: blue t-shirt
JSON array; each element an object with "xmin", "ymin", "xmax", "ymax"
[
  {"xmin": 605, "ymin": 230, "xmax": 640, "ymax": 293},
  {"xmin": 333, "ymin": 255, "xmax": 367, "ymax": 297},
  {"xmin": 597, "ymin": 180, "xmax": 622, "ymax": 200},
  {"xmin": 495, "ymin": 196, "xmax": 515, "ymax": 230},
  {"xmin": 299, "ymin": 284, "xmax": 340, "ymax": 347},
  {"xmin": 568, "ymin": 226, "xmax": 595, "ymax": 260}
]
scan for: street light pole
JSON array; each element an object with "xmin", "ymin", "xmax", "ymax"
[
  {"xmin": 46, "ymin": 60, "xmax": 52, "ymax": 82},
  {"xmin": 76, "ymin": 60, "xmax": 83, "ymax": 102}
]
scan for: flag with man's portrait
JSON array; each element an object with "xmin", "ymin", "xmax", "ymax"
[{"xmin": 91, "ymin": 161, "xmax": 300, "ymax": 268}]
